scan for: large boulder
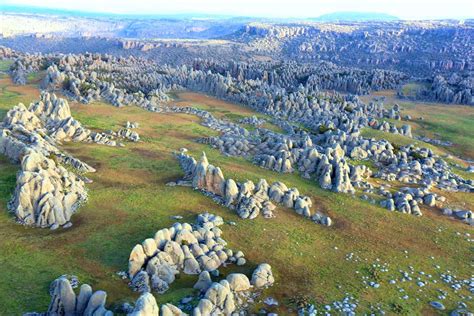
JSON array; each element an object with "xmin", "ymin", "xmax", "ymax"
[
  {"xmin": 129, "ymin": 293, "xmax": 159, "ymax": 316},
  {"xmin": 251, "ymin": 263, "xmax": 274, "ymax": 288}
]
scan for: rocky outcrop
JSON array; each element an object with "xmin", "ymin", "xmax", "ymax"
[
  {"xmin": 29, "ymin": 261, "xmax": 274, "ymax": 316},
  {"xmin": 25, "ymin": 276, "xmax": 113, "ymax": 316},
  {"xmin": 126, "ymin": 212, "xmax": 275, "ymax": 314},
  {"xmin": 0, "ymin": 92, "xmax": 146, "ymax": 229},
  {"xmin": 398, "ymin": 74, "xmax": 474, "ymax": 106},
  {"xmin": 117, "ymin": 121, "xmax": 140, "ymax": 142},
  {"xmin": 175, "ymin": 150, "xmax": 332, "ymax": 226},
  {"xmin": 239, "ymin": 115, "xmax": 265, "ymax": 126},
  {"xmin": 442, "ymin": 208, "xmax": 473, "ymax": 225},
  {"xmin": 0, "ymin": 92, "xmax": 96, "ymax": 229},
  {"xmin": 251, "ymin": 263, "xmax": 275, "ymax": 288},
  {"xmin": 9, "ymin": 151, "xmax": 88, "ymax": 228},
  {"xmin": 375, "ymin": 146, "xmax": 472, "ymax": 193},
  {"xmin": 128, "ymin": 212, "xmax": 244, "ymax": 294},
  {"xmin": 128, "ymin": 293, "xmax": 160, "ymax": 316},
  {"xmin": 193, "ymin": 264, "xmax": 274, "ymax": 315},
  {"xmin": 26, "ymin": 277, "xmax": 177, "ymax": 316}
]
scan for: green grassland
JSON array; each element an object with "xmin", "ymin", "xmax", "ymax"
[
  {"xmin": 362, "ymin": 90, "xmax": 474, "ymax": 161},
  {"xmin": 0, "ymin": 60, "xmax": 13, "ymax": 72},
  {"xmin": 0, "ymin": 77, "xmax": 472, "ymax": 315},
  {"xmin": 399, "ymin": 82, "xmax": 430, "ymax": 98}
]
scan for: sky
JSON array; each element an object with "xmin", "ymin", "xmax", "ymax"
[{"xmin": 1, "ymin": 0, "xmax": 473, "ymax": 19}]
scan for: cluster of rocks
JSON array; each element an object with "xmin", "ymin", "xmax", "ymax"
[
  {"xmin": 26, "ymin": 211, "xmax": 275, "ymax": 315},
  {"xmin": 238, "ymin": 21, "xmax": 472, "ymax": 78},
  {"xmin": 442, "ymin": 208, "xmax": 473, "ymax": 225},
  {"xmin": 25, "ymin": 276, "xmax": 179, "ymax": 316},
  {"xmin": 415, "ymin": 135, "xmax": 453, "ymax": 147},
  {"xmin": 372, "ymin": 145, "xmax": 474, "ymax": 218},
  {"xmin": 127, "ymin": 212, "xmax": 275, "ymax": 314},
  {"xmin": 128, "ymin": 212, "xmax": 246, "ymax": 294},
  {"xmin": 191, "ymin": 263, "xmax": 274, "ymax": 315},
  {"xmin": 175, "ymin": 150, "xmax": 332, "ymax": 226},
  {"xmin": 117, "ymin": 121, "xmax": 140, "ymax": 142},
  {"xmin": 379, "ymin": 187, "xmax": 436, "ymax": 216},
  {"xmin": 9, "ymin": 50, "xmax": 471, "ymax": 225},
  {"xmin": 29, "ymin": 263, "xmax": 274, "ymax": 316},
  {"xmin": 35, "ymin": 51, "xmax": 407, "ymax": 137},
  {"xmin": 117, "ymin": 128, "xmax": 140, "ymax": 142},
  {"xmin": 0, "ymin": 92, "xmax": 146, "ymax": 228},
  {"xmin": 208, "ymin": 127, "xmax": 373, "ymax": 195},
  {"xmin": 238, "ymin": 115, "xmax": 265, "ymax": 126},
  {"xmin": 370, "ymin": 120, "xmax": 412, "ymax": 138},
  {"xmin": 86, "ymin": 131, "xmax": 123, "ymax": 147},
  {"xmin": 26, "ymin": 276, "xmax": 114, "ymax": 316},
  {"xmin": 398, "ymin": 74, "xmax": 474, "ymax": 105},
  {"xmin": 41, "ymin": 55, "xmax": 179, "ymax": 107},
  {"xmin": 0, "ymin": 92, "xmax": 96, "ymax": 229},
  {"xmin": 8, "ymin": 52, "xmax": 47, "ymax": 84},
  {"xmin": 375, "ymin": 146, "xmax": 473, "ymax": 193},
  {"xmin": 255, "ymin": 142, "xmax": 368, "ymax": 194},
  {"xmin": 87, "ymin": 122, "xmax": 141, "ymax": 146}
]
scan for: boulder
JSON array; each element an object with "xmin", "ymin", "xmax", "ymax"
[
  {"xmin": 251, "ymin": 263, "xmax": 274, "ymax": 288},
  {"xmin": 226, "ymin": 273, "xmax": 251, "ymax": 292},
  {"xmin": 129, "ymin": 293, "xmax": 159, "ymax": 316}
]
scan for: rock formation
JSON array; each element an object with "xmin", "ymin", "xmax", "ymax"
[
  {"xmin": 0, "ymin": 92, "xmax": 95, "ymax": 229},
  {"xmin": 175, "ymin": 150, "xmax": 332, "ymax": 226},
  {"xmin": 128, "ymin": 212, "xmax": 245, "ymax": 294}
]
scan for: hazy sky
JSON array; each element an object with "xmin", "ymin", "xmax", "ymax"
[{"xmin": 1, "ymin": 0, "xmax": 473, "ymax": 19}]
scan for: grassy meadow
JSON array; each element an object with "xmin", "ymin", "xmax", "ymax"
[{"xmin": 362, "ymin": 90, "xmax": 474, "ymax": 161}]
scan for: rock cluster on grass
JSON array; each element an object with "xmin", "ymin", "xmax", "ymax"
[
  {"xmin": 24, "ymin": 276, "xmax": 172, "ymax": 316},
  {"xmin": 175, "ymin": 150, "xmax": 332, "ymax": 226},
  {"xmin": 0, "ymin": 92, "xmax": 147, "ymax": 229},
  {"xmin": 442, "ymin": 208, "xmax": 473, "ymax": 225},
  {"xmin": 29, "ymin": 261, "xmax": 274, "ymax": 315},
  {"xmin": 192, "ymin": 263, "xmax": 274, "ymax": 315},
  {"xmin": 369, "ymin": 120, "xmax": 412, "ymax": 138},
  {"xmin": 128, "ymin": 212, "xmax": 248, "ymax": 294},
  {"xmin": 208, "ymin": 128, "xmax": 374, "ymax": 194},
  {"xmin": 125, "ymin": 212, "xmax": 275, "ymax": 314},
  {"xmin": 86, "ymin": 131, "xmax": 123, "ymax": 147},
  {"xmin": 8, "ymin": 151, "xmax": 89, "ymax": 229},
  {"xmin": 239, "ymin": 115, "xmax": 266, "ymax": 126},
  {"xmin": 375, "ymin": 146, "xmax": 473, "ymax": 193},
  {"xmin": 86, "ymin": 122, "xmax": 141, "ymax": 146},
  {"xmin": 379, "ymin": 185, "xmax": 447, "ymax": 215},
  {"xmin": 398, "ymin": 74, "xmax": 474, "ymax": 105},
  {"xmin": 16, "ymin": 50, "xmax": 472, "ymax": 224},
  {"xmin": 0, "ymin": 92, "xmax": 96, "ymax": 229},
  {"xmin": 117, "ymin": 128, "xmax": 140, "ymax": 142},
  {"xmin": 42, "ymin": 276, "xmax": 112, "ymax": 315},
  {"xmin": 117, "ymin": 122, "xmax": 140, "ymax": 142}
]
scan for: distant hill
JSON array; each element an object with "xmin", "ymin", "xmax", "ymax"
[
  {"xmin": 0, "ymin": 4, "xmax": 238, "ymax": 20},
  {"xmin": 312, "ymin": 11, "xmax": 399, "ymax": 22}
]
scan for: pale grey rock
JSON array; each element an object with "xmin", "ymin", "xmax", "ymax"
[
  {"xmin": 129, "ymin": 244, "xmax": 146, "ymax": 278},
  {"xmin": 129, "ymin": 292, "xmax": 159, "ymax": 316},
  {"xmin": 226, "ymin": 273, "xmax": 251, "ymax": 291},
  {"xmin": 194, "ymin": 271, "xmax": 213, "ymax": 293},
  {"xmin": 251, "ymin": 263, "xmax": 274, "ymax": 288}
]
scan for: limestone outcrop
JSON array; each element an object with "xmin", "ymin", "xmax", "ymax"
[
  {"xmin": 128, "ymin": 212, "xmax": 244, "ymax": 294},
  {"xmin": 175, "ymin": 150, "xmax": 332, "ymax": 226},
  {"xmin": 0, "ymin": 92, "xmax": 96, "ymax": 229}
]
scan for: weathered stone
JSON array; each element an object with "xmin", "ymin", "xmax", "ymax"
[{"xmin": 251, "ymin": 263, "xmax": 274, "ymax": 288}]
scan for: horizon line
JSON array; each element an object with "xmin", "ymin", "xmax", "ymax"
[{"xmin": 1, "ymin": 4, "xmax": 473, "ymax": 21}]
